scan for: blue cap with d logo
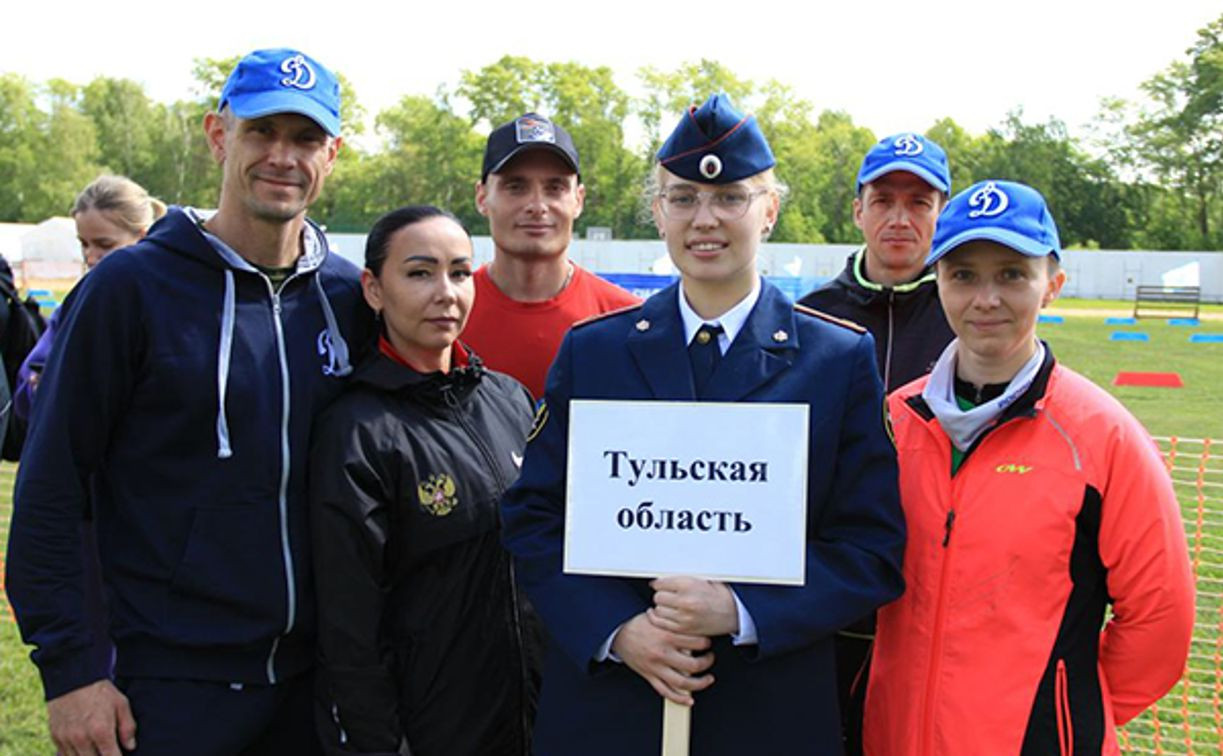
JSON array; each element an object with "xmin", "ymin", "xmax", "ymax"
[
  {"xmin": 928, "ymin": 180, "xmax": 1061, "ymax": 265},
  {"xmin": 856, "ymin": 133, "xmax": 950, "ymax": 194},
  {"xmin": 657, "ymin": 93, "xmax": 775, "ymax": 184},
  {"xmin": 218, "ymin": 48, "xmax": 341, "ymax": 136}
]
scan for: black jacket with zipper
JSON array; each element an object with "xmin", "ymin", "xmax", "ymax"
[
  {"xmin": 798, "ymin": 248, "xmax": 954, "ymax": 393},
  {"xmin": 309, "ymin": 345, "xmax": 537, "ymax": 756}
]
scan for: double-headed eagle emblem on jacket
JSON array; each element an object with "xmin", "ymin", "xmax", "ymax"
[{"xmin": 418, "ymin": 473, "xmax": 458, "ymax": 517}]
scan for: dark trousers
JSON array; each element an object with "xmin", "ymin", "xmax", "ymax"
[{"xmin": 117, "ymin": 670, "xmax": 322, "ymax": 755}]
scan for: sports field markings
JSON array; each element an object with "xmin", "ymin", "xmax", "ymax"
[{"xmin": 1113, "ymin": 372, "xmax": 1184, "ymax": 388}]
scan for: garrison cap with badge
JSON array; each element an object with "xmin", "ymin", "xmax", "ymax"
[
  {"xmin": 218, "ymin": 48, "xmax": 342, "ymax": 136},
  {"xmin": 928, "ymin": 179, "xmax": 1061, "ymax": 265},
  {"xmin": 857, "ymin": 132, "xmax": 950, "ymax": 194},
  {"xmin": 482, "ymin": 113, "xmax": 581, "ymax": 182},
  {"xmin": 657, "ymin": 93, "xmax": 775, "ymax": 183}
]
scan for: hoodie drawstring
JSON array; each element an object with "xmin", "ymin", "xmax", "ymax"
[
  {"xmin": 314, "ymin": 274, "xmax": 353, "ymax": 378},
  {"xmin": 216, "ymin": 269, "xmax": 236, "ymax": 459},
  {"xmin": 213, "ymin": 237, "xmax": 352, "ymax": 459}
]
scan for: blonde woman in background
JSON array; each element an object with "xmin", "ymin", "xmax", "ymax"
[{"xmin": 14, "ymin": 174, "xmax": 166, "ymax": 419}]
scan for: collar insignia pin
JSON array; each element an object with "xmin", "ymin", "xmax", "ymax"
[
  {"xmin": 773, "ymin": 329, "xmax": 788, "ymax": 343},
  {"xmin": 636, "ymin": 319, "xmax": 651, "ymax": 332}
]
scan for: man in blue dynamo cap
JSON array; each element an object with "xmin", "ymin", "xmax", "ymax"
[
  {"xmin": 6, "ymin": 48, "xmax": 372, "ymax": 755},
  {"xmin": 797, "ymin": 131, "xmax": 956, "ymax": 751}
]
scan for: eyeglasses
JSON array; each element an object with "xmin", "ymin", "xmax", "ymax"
[{"xmin": 657, "ymin": 187, "xmax": 768, "ymax": 220}]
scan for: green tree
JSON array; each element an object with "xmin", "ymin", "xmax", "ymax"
[
  {"xmin": 802, "ymin": 111, "xmax": 877, "ymax": 243},
  {"xmin": 80, "ymin": 78, "xmax": 161, "ymax": 184},
  {"xmin": 0, "ymin": 76, "xmax": 99, "ymax": 221},
  {"xmin": 0, "ymin": 75, "xmax": 44, "ymax": 220},
  {"xmin": 1103, "ymin": 13, "xmax": 1223, "ymax": 249},
  {"xmin": 324, "ymin": 93, "xmax": 483, "ymax": 232},
  {"xmin": 754, "ymin": 82, "xmax": 826, "ymax": 243}
]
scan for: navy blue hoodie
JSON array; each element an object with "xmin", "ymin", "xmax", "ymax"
[{"xmin": 6, "ymin": 207, "xmax": 374, "ymax": 699}]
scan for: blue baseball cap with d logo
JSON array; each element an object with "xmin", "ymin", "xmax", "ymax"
[
  {"xmin": 856, "ymin": 133, "xmax": 950, "ymax": 194},
  {"xmin": 927, "ymin": 180, "xmax": 1061, "ymax": 265},
  {"xmin": 218, "ymin": 48, "xmax": 341, "ymax": 136}
]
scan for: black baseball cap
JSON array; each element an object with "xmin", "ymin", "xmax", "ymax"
[{"xmin": 481, "ymin": 113, "xmax": 580, "ymax": 182}]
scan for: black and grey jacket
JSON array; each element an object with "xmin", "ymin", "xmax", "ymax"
[
  {"xmin": 798, "ymin": 248, "xmax": 954, "ymax": 392},
  {"xmin": 309, "ymin": 344, "xmax": 537, "ymax": 756}
]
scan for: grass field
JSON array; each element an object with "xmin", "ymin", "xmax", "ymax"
[{"xmin": 0, "ymin": 307, "xmax": 1220, "ymax": 754}]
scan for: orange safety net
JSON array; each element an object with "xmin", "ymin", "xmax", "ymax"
[{"xmin": 1120, "ymin": 437, "xmax": 1222, "ymax": 754}]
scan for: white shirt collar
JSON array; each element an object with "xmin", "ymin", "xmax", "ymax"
[{"xmin": 677, "ymin": 277, "xmax": 762, "ymax": 355}]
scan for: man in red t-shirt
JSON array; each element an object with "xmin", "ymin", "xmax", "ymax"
[{"xmin": 466, "ymin": 113, "xmax": 639, "ymax": 398}]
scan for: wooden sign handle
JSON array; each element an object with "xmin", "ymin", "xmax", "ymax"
[{"xmin": 661, "ymin": 698, "xmax": 691, "ymax": 756}]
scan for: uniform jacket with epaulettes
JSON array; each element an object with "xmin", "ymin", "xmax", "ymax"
[{"xmin": 501, "ymin": 279, "xmax": 906, "ymax": 756}]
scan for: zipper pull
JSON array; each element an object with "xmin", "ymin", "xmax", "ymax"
[
  {"xmin": 942, "ymin": 509, "xmax": 956, "ymax": 547},
  {"xmin": 271, "ymin": 292, "xmax": 282, "ymax": 315},
  {"xmin": 441, "ymin": 385, "xmax": 459, "ymax": 409}
]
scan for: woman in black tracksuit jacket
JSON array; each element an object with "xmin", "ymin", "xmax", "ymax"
[{"xmin": 309, "ymin": 206, "xmax": 537, "ymax": 756}]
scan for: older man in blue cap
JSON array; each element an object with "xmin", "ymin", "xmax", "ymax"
[
  {"xmin": 800, "ymin": 133, "xmax": 955, "ymax": 392},
  {"xmin": 796, "ymin": 132, "xmax": 956, "ymax": 753},
  {"xmin": 7, "ymin": 48, "xmax": 372, "ymax": 755}
]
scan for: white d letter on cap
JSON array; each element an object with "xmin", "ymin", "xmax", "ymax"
[
  {"xmin": 893, "ymin": 134, "xmax": 923, "ymax": 156},
  {"xmin": 968, "ymin": 181, "xmax": 1009, "ymax": 218},
  {"xmin": 280, "ymin": 55, "xmax": 316, "ymax": 90}
]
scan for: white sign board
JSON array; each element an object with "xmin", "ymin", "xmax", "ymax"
[{"xmin": 564, "ymin": 400, "xmax": 809, "ymax": 585}]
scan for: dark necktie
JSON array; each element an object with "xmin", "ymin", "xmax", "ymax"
[{"xmin": 688, "ymin": 324, "xmax": 724, "ymax": 398}]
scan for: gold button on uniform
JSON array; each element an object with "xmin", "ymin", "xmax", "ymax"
[{"xmin": 697, "ymin": 330, "xmax": 713, "ymax": 345}]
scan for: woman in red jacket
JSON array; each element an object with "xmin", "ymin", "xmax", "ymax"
[{"xmin": 865, "ymin": 180, "xmax": 1194, "ymax": 755}]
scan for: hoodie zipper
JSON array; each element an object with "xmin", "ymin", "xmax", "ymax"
[
  {"xmin": 441, "ymin": 385, "xmax": 532, "ymax": 748},
  {"xmin": 265, "ymin": 278, "xmax": 298, "ymax": 684}
]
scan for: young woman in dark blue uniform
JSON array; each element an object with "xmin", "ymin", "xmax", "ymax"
[
  {"xmin": 309, "ymin": 206, "xmax": 537, "ymax": 755},
  {"xmin": 501, "ymin": 94, "xmax": 906, "ymax": 755}
]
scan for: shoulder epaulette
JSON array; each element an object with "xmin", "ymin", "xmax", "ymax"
[
  {"xmin": 573, "ymin": 302, "xmax": 643, "ymax": 329},
  {"xmin": 794, "ymin": 303, "xmax": 866, "ymax": 334}
]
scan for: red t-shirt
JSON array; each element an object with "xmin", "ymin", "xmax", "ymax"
[{"xmin": 462, "ymin": 264, "xmax": 640, "ymax": 398}]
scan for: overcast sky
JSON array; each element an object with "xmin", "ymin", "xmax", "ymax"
[{"xmin": 6, "ymin": 0, "xmax": 1220, "ymax": 143}]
